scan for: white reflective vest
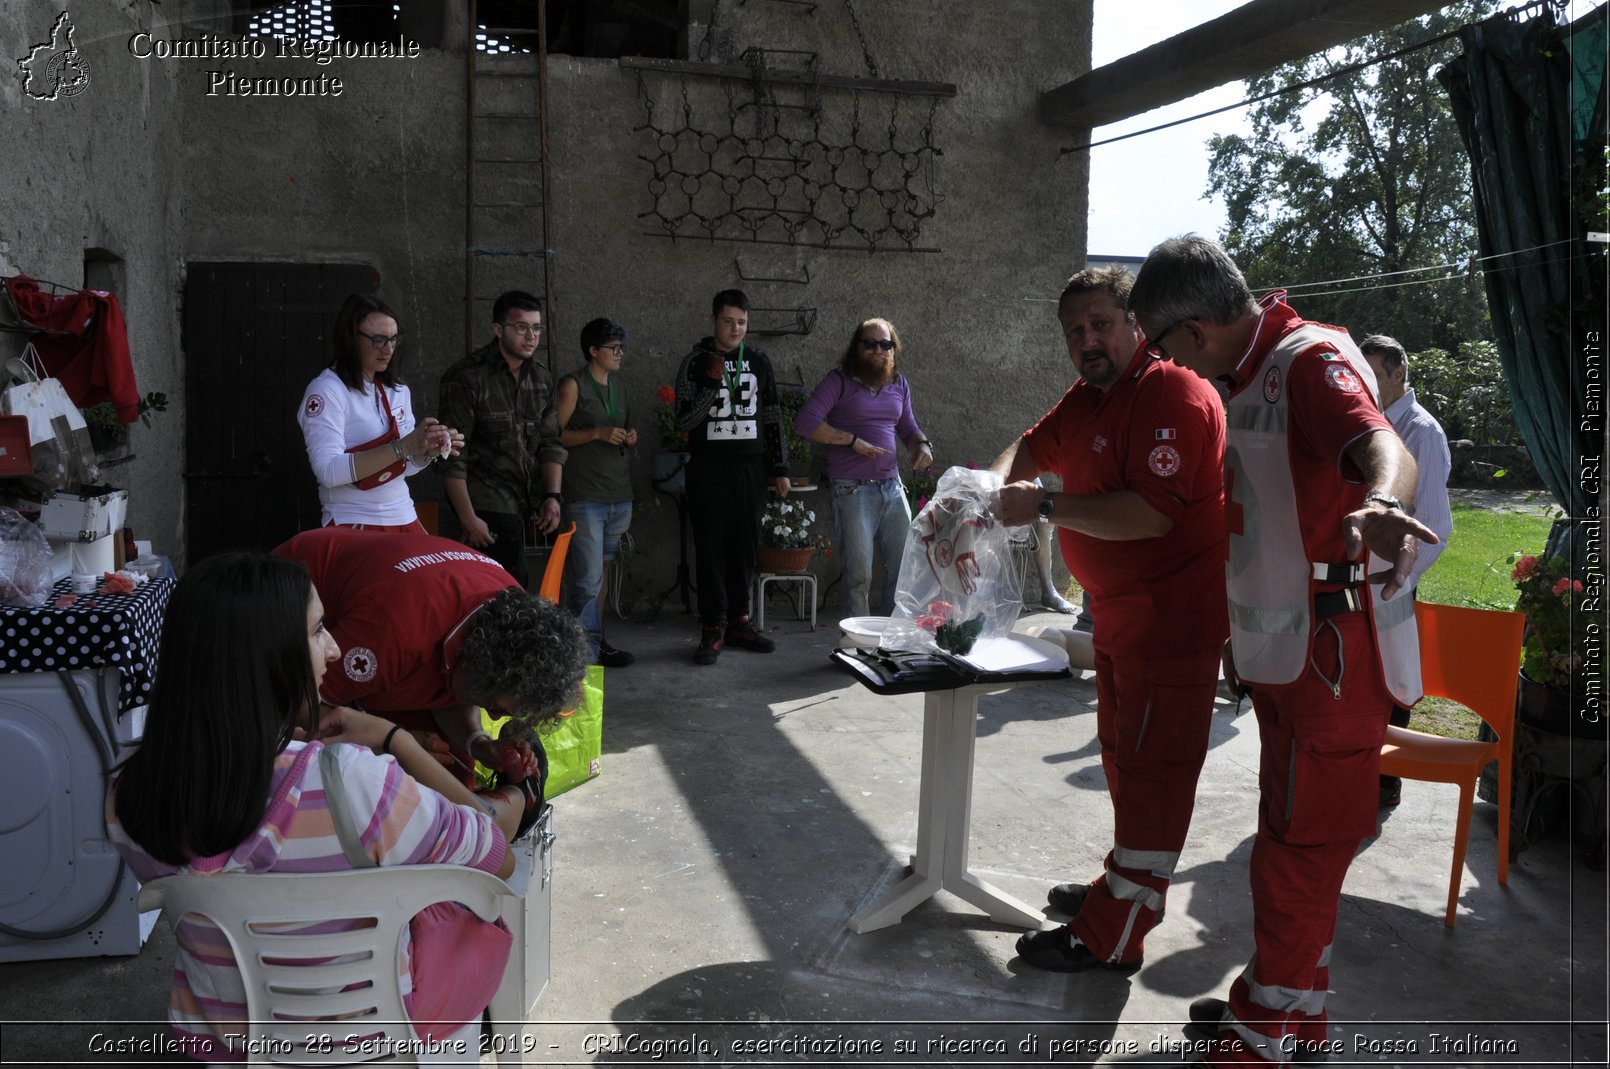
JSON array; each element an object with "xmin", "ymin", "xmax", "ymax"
[{"xmin": 1224, "ymin": 323, "xmax": 1423, "ymax": 706}]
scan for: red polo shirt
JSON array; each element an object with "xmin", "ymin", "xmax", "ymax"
[
  {"xmin": 1023, "ymin": 345, "xmax": 1228, "ymax": 655},
  {"xmin": 275, "ymin": 528, "xmax": 518, "ymax": 712}
]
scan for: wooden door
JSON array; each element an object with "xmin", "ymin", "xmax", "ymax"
[{"xmin": 182, "ymin": 262, "xmax": 376, "ymax": 561}]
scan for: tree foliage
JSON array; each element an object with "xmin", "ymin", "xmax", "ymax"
[
  {"xmin": 1409, "ymin": 340, "xmax": 1516, "ymax": 445},
  {"xmin": 1206, "ymin": 3, "xmax": 1495, "ymax": 352}
]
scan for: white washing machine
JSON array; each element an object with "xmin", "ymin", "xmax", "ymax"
[{"xmin": 0, "ymin": 668, "xmax": 156, "ymax": 961}]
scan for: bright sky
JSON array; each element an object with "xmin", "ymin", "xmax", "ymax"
[
  {"xmin": 1086, "ymin": 0, "xmax": 1606, "ymax": 258},
  {"xmin": 1085, "ymin": 0, "xmax": 1254, "ymax": 258}
]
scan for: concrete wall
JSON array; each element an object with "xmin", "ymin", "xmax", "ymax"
[
  {"xmin": 545, "ymin": 0, "xmax": 1092, "ymax": 599},
  {"xmin": 3, "ymin": 0, "xmax": 1093, "ymax": 599},
  {"xmin": 0, "ymin": 0, "xmax": 188, "ymax": 552}
]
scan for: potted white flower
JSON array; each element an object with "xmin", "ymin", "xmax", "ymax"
[{"xmin": 756, "ymin": 497, "xmax": 830, "ymax": 573}]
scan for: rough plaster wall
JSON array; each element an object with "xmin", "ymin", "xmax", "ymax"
[
  {"xmin": 0, "ymin": 0, "xmax": 187, "ymax": 554},
  {"xmin": 545, "ymin": 0, "xmax": 1092, "ymax": 601},
  {"xmin": 2, "ymin": 0, "xmax": 1093, "ymax": 601},
  {"xmin": 179, "ymin": 49, "xmax": 468, "ymax": 417}
]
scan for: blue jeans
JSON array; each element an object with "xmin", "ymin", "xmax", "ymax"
[
  {"xmin": 566, "ymin": 499, "xmax": 632, "ymax": 657},
  {"xmin": 831, "ymin": 476, "xmax": 910, "ymax": 617}
]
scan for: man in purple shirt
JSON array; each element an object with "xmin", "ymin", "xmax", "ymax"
[{"xmin": 794, "ymin": 318, "xmax": 933, "ymax": 617}]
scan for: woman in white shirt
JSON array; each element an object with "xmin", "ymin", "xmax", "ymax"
[{"xmin": 298, "ymin": 294, "xmax": 462, "ymax": 531}]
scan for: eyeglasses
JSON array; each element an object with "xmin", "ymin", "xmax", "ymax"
[
  {"xmin": 358, "ymin": 332, "xmax": 401, "ymax": 349},
  {"xmin": 596, "ymin": 343, "xmax": 625, "ymax": 354},
  {"xmin": 1143, "ymin": 321, "xmax": 1184, "ymax": 358},
  {"xmin": 499, "ymin": 322, "xmax": 541, "ymax": 337},
  {"xmin": 858, "ymin": 338, "xmax": 895, "ymax": 351}
]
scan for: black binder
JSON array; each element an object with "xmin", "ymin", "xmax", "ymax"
[{"xmin": 830, "ymin": 646, "xmax": 1071, "ymax": 695}]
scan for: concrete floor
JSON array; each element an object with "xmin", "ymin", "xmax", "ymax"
[{"xmin": 2, "ymin": 605, "xmax": 1606, "ymax": 1067}]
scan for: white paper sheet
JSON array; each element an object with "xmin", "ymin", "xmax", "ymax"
[{"xmin": 954, "ymin": 634, "xmax": 1069, "ymax": 674}]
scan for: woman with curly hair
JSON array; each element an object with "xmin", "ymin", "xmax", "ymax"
[
  {"xmin": 274, "ymin": 526, "xmax": 590, "ymax": 795},
  {"xmin": 107, "ymin": 552, "xmax": 532, "ymax": 1061}
]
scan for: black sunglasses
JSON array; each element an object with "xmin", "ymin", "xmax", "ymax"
[{"xmin": 858, "ymin": 338, "xmax": 895, "ymax": 351}]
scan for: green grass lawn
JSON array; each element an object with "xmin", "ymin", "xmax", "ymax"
[{"xmin": 1418, "ymin": 501, "xmax": 1556, "ymax": 611}]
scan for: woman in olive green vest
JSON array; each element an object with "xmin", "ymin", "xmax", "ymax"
[{"xmin": 554, "ymin": 318, "xmax": 637, "ymax": 667}]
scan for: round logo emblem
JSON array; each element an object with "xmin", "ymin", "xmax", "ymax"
[
  {"xmin": 1263, "ymin": 366, "xmax": 1281, "ymax": 403},
  {"xmin": 304, "ymin": 394, "xmax": 325, "ymax": 417},
  {"xmin": 377, "ymin": 470, "xmax": 394, "ymax": 483},
  {"xmin": 932, "ymin": 538, "xmax": 955, "ymax": 569},
  {"xmin": 343, "ymin": 647, "xmax": 378, "ymax": 683},
  {"xmin": 1148, "ymin": 444, "xmax": 1182, "ymax": 477},
  {"xmin": 1325, "ymin": 365, "xmax": 1363, "ymax": 393}
]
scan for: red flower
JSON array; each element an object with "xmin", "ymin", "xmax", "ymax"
[
  {"xmin": 1510, "ymin": 555, "xmax": 1540, "ymax": 582},
  {"xmin": 656, "ymin": 384, "xmax": 676, "ymax": 406},
  {"xmin": 1552, "ymin": 577, "xmax": 1583, "ymax": 597}
]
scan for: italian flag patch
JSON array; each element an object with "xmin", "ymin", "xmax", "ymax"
[{"xmin": 1154, "ymin": 428, "xmax": 1176, "ymax": 440}]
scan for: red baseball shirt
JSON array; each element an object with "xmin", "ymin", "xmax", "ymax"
[{"xmin": 1023, "ymin": 345, "xmax": 1228, "ymax": 655}]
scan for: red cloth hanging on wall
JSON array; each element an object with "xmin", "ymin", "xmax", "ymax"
[{"xmin": 5, "ymin": 275, "xmax": 140, "ymax": 424}]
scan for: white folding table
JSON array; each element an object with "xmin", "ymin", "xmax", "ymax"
[{"xmin": 843, "ymin": 638, "xmax": 1068, "ymax": 934}]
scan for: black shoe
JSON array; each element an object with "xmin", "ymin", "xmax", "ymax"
[
  {"xmin": 1185, "ymin": 998, "xmax": 1330, "ymax": 1064},
  {"xmin": 724, "ymin": 615, "xmax": 775, "ymax": 653},
  {"xmin": 597, "ymin": 639, "xmax": 635, "ymax": 668},
  {"xmin": 693, "ymin": 626, "xmax": 723, "ymax": 665},
  {"xmin": 1379, "ymin": 776, "xmax": 1402, "ymax": 809},
  {"xmin": 1046, "ymin": 881, "xmax": 1091, "ymax": 916},
  {"xmin": 1014, "ymin": 926, "xmax": 1140, "ymax": 974},
  {"xmin": 494, "ymin": 719, "xmax": 549, "ymax": 841}
]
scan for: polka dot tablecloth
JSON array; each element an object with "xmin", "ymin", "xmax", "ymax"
[{"xmin": 0, "ymin": 576, "xmax": 174, "ymax": 712}]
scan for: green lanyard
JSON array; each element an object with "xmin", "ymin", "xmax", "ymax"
[
  {"xmin": 722, "ymin": 341, "xmax": 746, "ymax": 404},
  {"xmin": 587, "ymin": 372, "xmax": 616, "ymax": 425}
]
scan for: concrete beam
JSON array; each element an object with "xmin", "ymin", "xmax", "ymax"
[{"xmin": 1041, "ymin": 0, "xmax": 1452, "ymax": 128}]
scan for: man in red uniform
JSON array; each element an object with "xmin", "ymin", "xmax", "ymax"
[
  {"xmin": 1129, "ymin": 237, "xmax": 1436, "ymax": 1066},
  {"xmin": 275, "ymin": 527, "xmax": 588, "ymax": 790},
  {"xmin": 991, "ymin": 267, "xmax": 1227, "ymax": 971}
]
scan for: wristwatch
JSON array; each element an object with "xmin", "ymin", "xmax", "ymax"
[
  {"xmin": 1037, "ymin": 492, "xmax": 1057, "ymax": 521},
  {"xmin": 1363, "ymin": 492, "xmax": 1404, "ymax": 512}
]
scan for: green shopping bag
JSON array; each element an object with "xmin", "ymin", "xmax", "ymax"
[{"xmin": 477, "ymin": 665, "xmax": 603, "ymax": 799}]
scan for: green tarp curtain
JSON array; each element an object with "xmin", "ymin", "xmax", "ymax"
[{"xmin": 1438, "ymin": 5, "xmax": 1608, "ymax": 568}]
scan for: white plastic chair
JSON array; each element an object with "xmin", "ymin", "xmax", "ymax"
[{"xmin": 138, "ymin": 848, "xmax": 546, "ymax": 1068}]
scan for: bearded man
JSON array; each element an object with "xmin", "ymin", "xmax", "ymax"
[
  {"xmin": 794, "ymin": 317, "xmax": 933, "ymax": 617},
  {"xmin": 989, "ymin": 267, "xmax": 1228, "ymax": 973}
]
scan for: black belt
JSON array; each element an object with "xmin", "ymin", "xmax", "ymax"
[{"xmin": 1314, "ymin": 586, "xmax": 1365, "ymax": 620}]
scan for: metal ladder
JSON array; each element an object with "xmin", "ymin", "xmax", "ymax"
[{"xmin": 465, "ymin": 0, "xmax": 555, "ymax": 365}]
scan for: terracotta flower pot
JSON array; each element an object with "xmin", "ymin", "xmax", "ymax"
[{"xmin": 756, "ymin": 546, "xmax": 815, "ymax": 573}]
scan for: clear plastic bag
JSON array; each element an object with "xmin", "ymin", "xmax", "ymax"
[
  {"xmin": 0, "ymin": 506, "xmax": 53, "ymax": 607},
  {"xmin": 881, "ymin": 466, "xmax": 1026, "ymax": 654}
]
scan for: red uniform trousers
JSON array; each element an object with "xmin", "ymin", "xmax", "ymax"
[
  {"xmin": 1070, "ymin": 647, "xmax": 1219, "ymax": 964},
  {"xmin": 1207, "ymin": 611, "xmax": 1391, "ymax": 1066}
]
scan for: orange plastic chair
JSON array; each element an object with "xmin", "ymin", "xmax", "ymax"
[
  {"xmin": 1380, "ymin": 601, "xmax": 1526, "ymax": 927},
  {"xmin": 535, "ymin": 521, "xmax": 575, "ymax": 603},
  {"xmin": 416, "ymin": 500, "xmax": 439, "ymax": 536}
]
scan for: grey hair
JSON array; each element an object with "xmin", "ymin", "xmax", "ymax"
[
  {"xmin": 1358, "ymin": 334, "xmax": 1407, "ymax": 375},
  {"xmin": 1127, "ymin": 235, "xmax": 1259, "ymax": 335}
]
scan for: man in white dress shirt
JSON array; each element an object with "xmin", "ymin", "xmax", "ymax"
[{"xmin": 1361, "ymin": 334, "xmax": 1454, "ymax": 808}]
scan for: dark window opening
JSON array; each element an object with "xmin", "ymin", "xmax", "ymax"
[{"xmin": 476, "ymin": 0, "xmax": 684, "ymax": 59}]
